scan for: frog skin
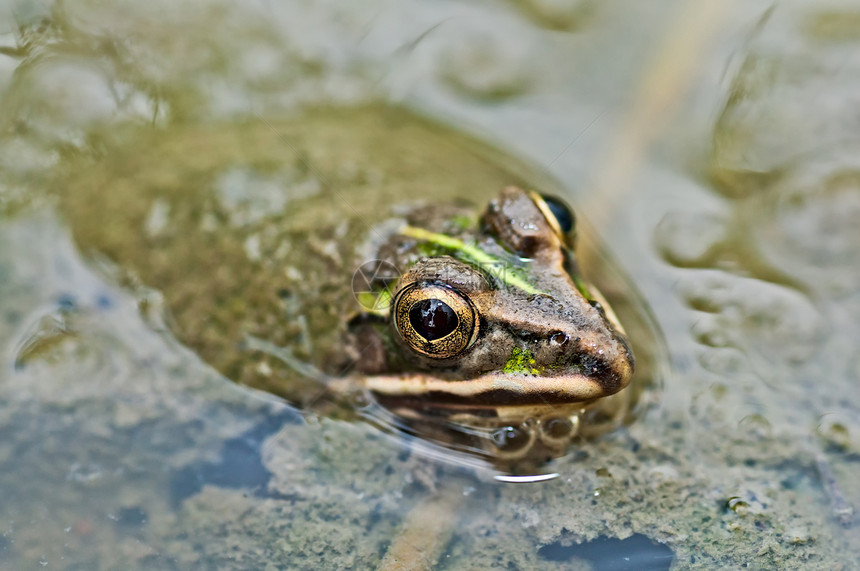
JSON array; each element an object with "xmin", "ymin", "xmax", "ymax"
[{"xmin": 330, "ymin": 186, "xmax": 635, "ymax": 465}]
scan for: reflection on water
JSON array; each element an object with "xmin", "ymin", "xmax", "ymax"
[{"xmin": 0, "ymin": 0, "xmax": 859, "ymax": 568}]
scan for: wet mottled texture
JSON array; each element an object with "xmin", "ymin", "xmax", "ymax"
[{"xmin": 0, "ymin": 0, "xmax": 859, "ymax": 569}]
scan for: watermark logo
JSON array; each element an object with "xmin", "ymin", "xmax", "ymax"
[{"xmin": 351, "ymin": 259, "xmax": 400, "ymax": 311}]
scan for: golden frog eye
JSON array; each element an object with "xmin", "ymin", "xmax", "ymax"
[
  {"xmin": 528, "ymin": 190, "xmax": 576, "ymax": 242},
  {"xmin": 393, "ymin": 282, "xmax": 478, "ymax": 359}
]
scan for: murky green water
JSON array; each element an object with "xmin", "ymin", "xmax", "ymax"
[{"xmin": 1, "ymin": 0, "xmax": 859, "ymax": 569}]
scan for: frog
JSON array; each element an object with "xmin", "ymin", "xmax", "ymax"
[
  {"xmin": 311, "ymin": 185, "xmax": 635, "ymax": 467},
  {"xmin": 53, "ymin": 105, "xmax": 649, "ymax": 473}
]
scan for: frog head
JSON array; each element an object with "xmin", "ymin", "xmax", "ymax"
[{"xmin": 344, "ymin": 187, "xmax": 635, "ymax": 462}]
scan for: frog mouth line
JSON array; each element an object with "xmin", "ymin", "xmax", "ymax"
[{"xmin": 357, "ymin": 371, "xmax": 629, "ymax": 406}]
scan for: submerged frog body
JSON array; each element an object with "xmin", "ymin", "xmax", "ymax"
[{"xmin": 57, "ymin": 107, "xmax": 648, "ymax": 472}]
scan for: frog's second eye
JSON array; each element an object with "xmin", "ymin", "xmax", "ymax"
[
  {"xmin": 530, "ymin": 191, "xmax": 576, "ymax": 238},
  {"xmin": 393, "ymin": 283, "xmax": 478, "ymax": 359}
]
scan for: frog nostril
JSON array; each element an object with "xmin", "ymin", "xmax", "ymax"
[{"xmin": 549, "ymin": 331, "xmax": 569, "ymax": 347}]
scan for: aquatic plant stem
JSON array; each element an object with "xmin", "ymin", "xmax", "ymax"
[
  {"xmin": 378, "ymin": 481, "xmax": 465, "ymax": 571},
  {"xmin": 579, "ymin": 0, "xmax": 737, "ymax": 271}
]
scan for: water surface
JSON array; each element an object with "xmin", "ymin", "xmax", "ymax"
[{"xmin": 0, "ymin": 0, "xmax": 859, "ymax": 568}]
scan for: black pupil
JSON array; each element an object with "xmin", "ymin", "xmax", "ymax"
[
  {"xmin": 541, "ymin": 194, "xmax": 575, "ymax": 234},
  {"xmin": 409, "ymin": 298, "xmax": 458, "ymax": 341}
]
